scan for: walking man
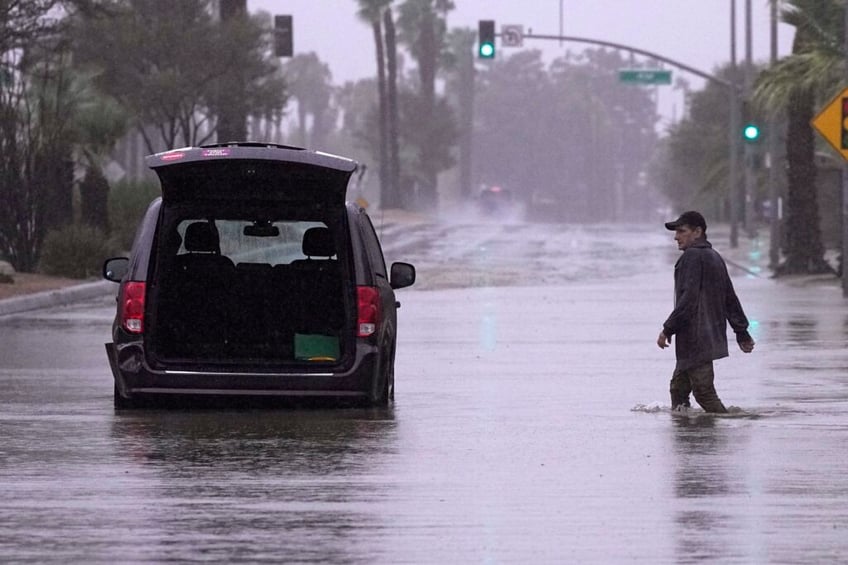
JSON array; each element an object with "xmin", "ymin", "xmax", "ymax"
[{"xmin": 657, "ymin": 211, "xmax": 755, "ymax": 413}]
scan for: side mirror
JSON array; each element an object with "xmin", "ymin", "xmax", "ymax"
[
  {"xmin": 390, "ymin": 262, "xmax": 416, "ymax": 289},
  {"xmin": 103, "ymin": 257, "xmax": 129, "ymax": 283}
]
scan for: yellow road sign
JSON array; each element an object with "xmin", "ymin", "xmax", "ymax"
[{"xmin": 811, "ymin": 86, "xmax": 848, "ymax": 161}]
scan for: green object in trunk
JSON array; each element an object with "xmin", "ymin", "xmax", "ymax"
[{"xmin": 294, "ymin": 333, "xmax": 340, "ymax": 361}]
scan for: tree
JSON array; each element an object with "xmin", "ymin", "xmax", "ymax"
[
  {"xmin": 356, "ymin": 0, "xmax": 392, "ymax": 207},
  {"xmin": 335, "ymin": 78, "xmax": 382, "ymax": 160},
  {"xmin": 443, "ymin": 28, "xmax": 476, "ymax": 202},
  {"xmin": 753, "ymin": 0, "xmax": 839, "ymax": 274},
  {"xmin": 396, "ymin": 0, "xmax": 456, "ymax": 210},
  {"xmin": 383, "ymin": 5, "xmax": 402, "ymax": 208},
  {"xmin": 652, "ymin": 65, "xmax": 750, "ymax": 219},
  {"xmin": 71, "ymin": 74, "xmax": 128, "ymax": 230},
  {"xmin": 72, "ymin": 0, "xmax": 285, "ymax": 153},
  {"xmin": 216, "ymin": 0, "xmax": 248, "ymax": 142},
  {"xmin": 473, "ymin": 48, "xmax": 658, "ymax": 221},
  {"xmin": 284, "ymin": 53, "xmax": 334, "ymax": 148},
  {"xmin": 0, "ymin": 1, "xmax": 77, "ymax": 272}
]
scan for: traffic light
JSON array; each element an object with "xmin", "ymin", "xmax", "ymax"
[
  {"xmin": 274, "ymin": 15, "xmax": 293, "ymax": 57},
  {"xmin": 740, "ymin": 99, "xmax": 760, "ymax": 143},
  {"xmin": 841, "ymin": 97, "xmax": 848, "ymax": 149},
  {"xmin": 478, "ymin": 20, "xmax": 495, "ymax": 59},
  {"xmin": 742, "ymin": 123, "xmax": 760, "ymax": 142}
]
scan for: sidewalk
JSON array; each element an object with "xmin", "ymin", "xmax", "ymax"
[
  {"xmin": 0, "ymin": 279, "xmax": 113, "ymax": 317},
  {"xmin": 710, "ymin": 223, "xmax": 842, "ymax": 288}
]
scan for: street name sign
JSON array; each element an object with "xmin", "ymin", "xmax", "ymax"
[
  {"xmin": 618, "ymin": 69, "xmax": 672, "ymax": 85},
  {"xmin": 811, "ymin": 86, "xmax": 848, "ymax": 161}
]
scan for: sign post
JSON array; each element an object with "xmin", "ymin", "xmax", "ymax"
[{"xmin": 811, "ymin": 85, "xmax": 848, "ymax": 295}]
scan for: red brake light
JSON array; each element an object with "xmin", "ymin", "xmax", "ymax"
[
  {"xmin": 357, "ymin": 286, "xmax": 380, "ymax": 337},
  {"xmin": 120, "ymin": 281, "xmax": 146, "ymax": 334}
]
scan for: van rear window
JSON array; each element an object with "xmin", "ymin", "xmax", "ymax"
[{"xmin": 171, "ymin": 219, "xmax": 333, "ymax": 266}]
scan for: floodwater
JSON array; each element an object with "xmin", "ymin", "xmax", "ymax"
[{"xmin": 1, "ymin": 222, "xmax": 847, "ymax": 563}]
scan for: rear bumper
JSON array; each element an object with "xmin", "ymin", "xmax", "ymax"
[{"xmin": 105, "ymin": 341, "xmax": 378, "ymax": 399}]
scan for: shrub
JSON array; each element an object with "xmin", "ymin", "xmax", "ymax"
[
  {"xmin": 39, "ymin": 224, "xmax": 118, "ymax": 279},
  {"xmin": 108, "ymin": 179, "xmax": 161, "ymax": 251}
]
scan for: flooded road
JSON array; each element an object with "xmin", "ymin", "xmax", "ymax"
[{"xmin": 1, "ymin": 222, "xmax": 847, "ymax": 563}]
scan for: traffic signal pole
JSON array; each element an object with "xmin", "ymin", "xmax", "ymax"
[
  {"xmin": 516, "ymin": 32, "xmax": 735, "ymax": 90},
  {"xmin": 743, "ymin": 0, "xmax": 756, "ymax": 236},
  {"xmin": 729, "ymin": 0, "xmax": 740, "ymax": 248},
  {"xmin": 768, "ymin": 0, "xmax": 781, "ymax": 268}
]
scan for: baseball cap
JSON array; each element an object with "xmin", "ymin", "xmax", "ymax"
[{"xmin": 664, "ymin": 211, "xmax": 707, "ymax": 231}]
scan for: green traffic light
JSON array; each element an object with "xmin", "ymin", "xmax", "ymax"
[
  {"xmin": 479, "ymin": 42, "xmax": 495, "ymax": 58},
  {"xmin": 478, "ymin": 20, "xmax": 495, "ymax": 59},
  {"xmin": 743, "ymin": 123, "xmax": 760, "ymax": 141}
]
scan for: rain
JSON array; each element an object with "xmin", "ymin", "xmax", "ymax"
[{"xmin": 1, "ymin": 1, "xmax": 847, "ymax": 563}]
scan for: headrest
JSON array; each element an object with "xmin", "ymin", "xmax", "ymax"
[
  {"xmin": 302, "ymin": 227, "xmax": 335, "ymax": 257},
  {"xmin": 184, "ymin": 222, "xmax": 220, "ymax": 254}
]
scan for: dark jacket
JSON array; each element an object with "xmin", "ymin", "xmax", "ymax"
[{"xmin": 662, "ymin": 238, "xmax": 751, "ymax": 370}]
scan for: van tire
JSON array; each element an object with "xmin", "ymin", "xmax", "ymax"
[
  {"xmin": 369, "ymin": 357, "xmax": 392, "ymax": 407},
  {"xmin": 114, "ymin": 384, "xmax": 138, "ymax": 410}
]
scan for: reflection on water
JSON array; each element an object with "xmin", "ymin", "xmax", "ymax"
[
  {"xmin": 670, "ymin": 414, "xmax": 748, "ymax": 564},
  {"xmin": 671, "ymin": 414, "xmax": 731, "ymax": 498},
  {"xmin": 113, "ymin": 408, "xmax": 397, "ymax": 475},
  {"xmin": 0, "ymin": 406, "xmax": 398, "ymax": 564},
  {"xmin": 108, "ymin": 409, "xmax": 397, "ymax": 562}
]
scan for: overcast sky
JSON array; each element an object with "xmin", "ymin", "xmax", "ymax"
[{"xmin": 247, "ymin": 1, "xmax": 795, "ymax": 127}]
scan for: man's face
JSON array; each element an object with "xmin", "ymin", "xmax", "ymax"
[{"xmin": 673, "ymin": 225, "xmax": 702, "ymax": 251}]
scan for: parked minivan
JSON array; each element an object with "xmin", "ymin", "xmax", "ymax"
[{"xmin": 103, "ymin": 143, "xmax": 415, "ymax": 408}]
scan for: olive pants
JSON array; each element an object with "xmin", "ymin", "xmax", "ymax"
[{"xmin": 669, "ymin": 361, "xmax": 728, "ymax": 413}]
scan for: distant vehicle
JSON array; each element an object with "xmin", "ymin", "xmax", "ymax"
[
  {"xmin": 102, "ymin": 142, "xmax": 415, "ymax": 408},
  {"xmin": 478, "ymin": 185, "xmax": 516, "ymax": 217}
]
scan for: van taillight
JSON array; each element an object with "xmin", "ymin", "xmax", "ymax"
[
  {"xmin": 357, "ymin": 286, "xmax": 380, "ymax": 337},
  {"xmin": 120, "ymin": 281, "xmax": 146, "ymax": 334}
]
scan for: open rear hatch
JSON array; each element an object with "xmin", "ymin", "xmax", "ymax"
[
  {"xmin": 144, "ymin": 144, "xmax": 358, "ymax": 370},
  {"xmin": 148, "ymin": 144, "xmax": 357, "ymax": 208}
]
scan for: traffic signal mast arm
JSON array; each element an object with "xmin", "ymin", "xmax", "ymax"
[{"xmin": 505, "ymin": 30, "xmax": 738, "ymax": 93}]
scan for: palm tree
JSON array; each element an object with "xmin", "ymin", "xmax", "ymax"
[
  {"xmin": 383, "ymin": 5, "xmax": 402, "ymax": 208},
  {"xmin": 356, "ymin": 0, "xmax": 392, "ymax": 207},
  {"xmin": 444, "ymin": 28, "xmax": 476, "ymax": 202},
  {"xmin": 72, "ymin": 76, "xmax": 128, "ymax": 231},
  {"xmin": 397, "ymin": 0, "xmax": 455, "ymax": 211},
  {"xmin": 284, "ymin": 53, "xmax": 333, "ymax": 148},
  {"xmin": 753, "ymin": 0, "xmax": 841, "ymax": 274}
]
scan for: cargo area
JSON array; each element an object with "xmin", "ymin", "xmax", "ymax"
[{"xmin": 148, "ymin": 215, "xmax": 351, "ymax": 366}]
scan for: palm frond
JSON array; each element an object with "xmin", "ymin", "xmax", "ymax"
[
  {"xmin": 753, "ymin": 51, "xmax": 843, "ymax": 115},
  {"xmin": 781, "ymin": 0, "xmax": 843, "ymax": 52}
]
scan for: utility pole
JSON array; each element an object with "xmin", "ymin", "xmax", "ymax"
[
  {"xmin": 768, "ymin": 0, "xmax": 781, "ymax": 269},
  {"xmin": 729, "ymin": 0, "xmax": 740, "ymax": 248},
  {"xmin": 743, "ymin": 0, "xmax": 756, "ymax": 235}
]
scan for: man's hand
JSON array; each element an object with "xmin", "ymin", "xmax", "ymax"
[
  {"xmin": 657, "ymin": 331, "xmax": 671, "ymax": 349},
  {"xmin": 739, "ymin": 339, "xmax": 755, "ymax": 353}
]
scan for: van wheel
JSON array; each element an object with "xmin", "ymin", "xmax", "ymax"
[
  {"xmin": 369, "ymin": 361, "xmax": 392, "ymax": 407},
  {"xmin": 114, "ymin": 384, "xmax": 137, "ymax": 410},
  {"xmin": 372, "ymin": 370, "xmax": 389, "ymax": 407}
]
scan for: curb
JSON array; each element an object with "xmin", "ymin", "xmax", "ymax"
[{"xmin": 0, "ymin": 280, "xmax": 114, "ymax": 317}]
